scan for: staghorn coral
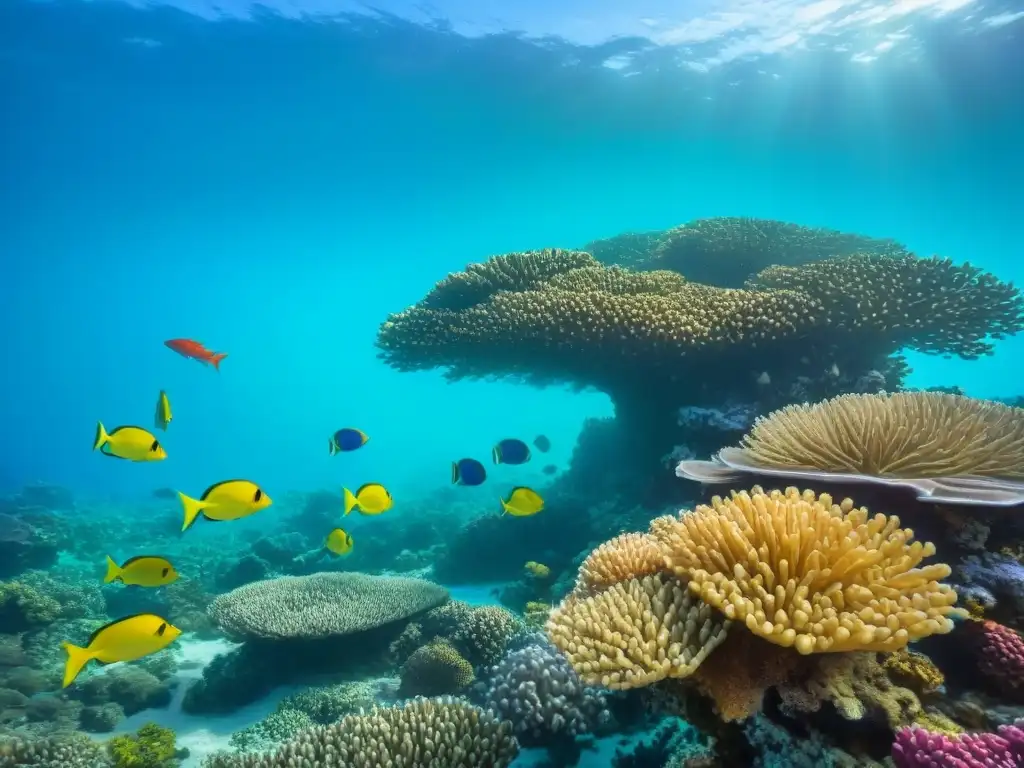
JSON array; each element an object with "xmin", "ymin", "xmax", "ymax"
[
  {"xmin": 647, "ymin": 217, "xmax": 908, "ymax": 287},
  {"xmin": 650, "ymin": 486, "xmax": 963, "ymax": 654},
  {"xmin": 208, "ymin": 572, "xmax": 448, "ymax": 640},
  {"xmin": 733, "ymin": 392, "xmax": 1024, "ymax": 480},
  {"xmin": 749, "ymin": 252, "xmax": 1024, "ymax": 358},
  {"xmin": 450, "ymin": 605, "xmax": 522, "ymax": 667},
  {"xmin": 893, "ymin": 720, "xmax": 1024, "ymax": 767},
  {"xmin": 399, "ymin": 640, "xmax": 475, "ymax": 696},
  {"xmin": 0, "ymin": 732, "xmax": 113, "ymax": 768},
  {"xmin": 420, "ymin": 248, "xmax": 598, "ymax": 311},
  {"xmin": 546, "ymin": 572, "xmax": 729, "ymax": 690},
  {"xmin": 474, "ymin": 634, "xmax": 611, "ymax": 746},
  {"xmin": 573, "ymin": 532, "xmax": 666, "ymax": 598},
  {"xmin": 201, "ymin": 696, "xmax": 519, "ymax": 767}
]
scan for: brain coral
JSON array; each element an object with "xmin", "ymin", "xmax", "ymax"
[
  {"xmin": 203, "ymin": 696, "xmax": 519, "ymax": 768},
  {"xmin": 545, "ymin": 572, "xmax": 729, "ymax": 690},
  {"xmin": 649, "ymin": 486, "xmax": 964, "ymax": 654},
  {"xmin": 399, "ymin": 639, "xmax": 475, "ymax": 696},
  {"xmin": 208, "ymin": 572, "xmax": 449, "ymax": 640}
]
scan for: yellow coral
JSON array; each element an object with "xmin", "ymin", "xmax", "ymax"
[
  {"xmin": 573, "ymin": 532, "xmax": 666, "ymax": 598},
  {"xmin": 545, "ymin": 573, "xmax": 728, "ymax": 690},
  {"xmin": 649, "ymin": 486, "xmax": 964, "ymax": 654},
  {"xmin": 523, "ymin": 601, "xmax": 552, "ymax": 630},
  {"xmin": 882, "ymin": 649, "xmax": 944, "ymax": 695}
]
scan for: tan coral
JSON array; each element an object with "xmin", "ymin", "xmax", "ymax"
[
  {"xmin": 573, "ymin": 532, "xmax": 667, "ymax": 597},
  {"xmin": 650, "ymin": 486, "xmax": 964, "ymax": 654},
  {"xmin": 545, "ymin": 573, "xmax": 729, "ymax": 690},
  {"xmin": 735, "ymin": 391, "xmax": 1024, "ymax": 480}
]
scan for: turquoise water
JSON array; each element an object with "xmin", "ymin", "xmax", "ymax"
[{"xmin": 4, "ymin": 2, "xmax": 1024, "ymax": 766}]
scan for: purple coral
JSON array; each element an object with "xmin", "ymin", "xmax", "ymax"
[
  {"xmin": 892, "ymin": 721, "xmax": 1024, "ymax": 767},
  {"xmin": 473, "ymin": 634, "xmax": 612, "ymax": 747}
]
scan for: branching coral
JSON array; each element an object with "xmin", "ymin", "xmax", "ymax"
[
  {"xmin": 202, "ymin": 697, "xmax": 519, "ymax": 768},
  {"xmin": 573, "ymin": 532, "xmax": 666, "ymax": 598},
  {"xmin": 734, "ymin": 392, "xmax": 1024, "ymax": 480},
  {"xmin": 646, "ymin": 217, "xmax": 908, "ymax": 287},
  {"xmin": 0, "ymin": 732, "xmax": 113, "ymax": 768},
  {"xmin": 650, "ymin": 486, "xmax": 963, "ymax": 654},
  {"xmin": 545, "ymin": 572, "xmax": 729, "ymax": 689},
  {"xmin": 208, "ymin": 572, "xmax": 448, "ymax": 640},
  {"xmin": 0, "ymin": 581, "xmax": 60, "ymax": 632}
]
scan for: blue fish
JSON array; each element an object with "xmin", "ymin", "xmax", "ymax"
[
  {"xmin": 330, "ymin": 428, "xmax": 369, "ymax": 455},
  {"xmin": 492, "ymin": 438, "xmax": 531, "ymax": 465},
  {"xmin": 533, "ymin": 435, "xmax": 551, "ymax": 453},
  {"xmin": 452, "ymin": 458, "xmax": 487, "ymax": 486}
]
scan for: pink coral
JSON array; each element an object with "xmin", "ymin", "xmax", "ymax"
[
  {"xmin": 977, "ymin": 620, "xmax": 1024, "ymax": 696},
  {"xmin": 892, "ymin": 722, "xmax": 1024, "ymax": 768}
]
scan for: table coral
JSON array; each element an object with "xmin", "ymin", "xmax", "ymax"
[
  {"xmin": 893, "ymin": 720, "xmax": 1024, "ymax": 767},
  {"xmin": 650, "ymin": 486, "xmax": 964, "ymax": 654}
]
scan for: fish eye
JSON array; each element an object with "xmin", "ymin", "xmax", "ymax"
[
  {"xmin": 254, "ymin": 488, "xmax": 263, "ymax": 502},
  {"xmin": 150, "ymin": 440, "xmax": 160, "ymax": 451}
]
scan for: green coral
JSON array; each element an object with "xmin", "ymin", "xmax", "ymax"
[
  {"xmin": 0, "ymin": 581, "xmax": 60, "ymax": 632},
  {"xmin": 399, "ymin": 640, "xmax": 475, "ymax": 696},
  {"xmin": 107, "ymin": 723, "xmax": 178, "ymax": 768}
]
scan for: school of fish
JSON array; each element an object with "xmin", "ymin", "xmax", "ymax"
[{"xmin": 70, "ymin": 340, "xmax": 550, "ymax": 687}]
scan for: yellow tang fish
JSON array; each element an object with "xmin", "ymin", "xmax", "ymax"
[
  {"xmin": 62, "ymin": 613, "xmax": 181, "ymax": 688},
  {"xmin": 500, "ymin": 486, "xmax": 544, "ymax": 517},
  {"xmin": 343, "ymin": 483, "xmax": 393, "ymax": 516},
  {"xmin": 154, "ymin": 390, "xmax": 172, "ymax": 432},
  {"xmin": 104, "ymin": 555, "xmax": 179, "ymax": 588},
  {"xmin": 178, "ymin": 479, "xmax": 272, "ymax": 531},
  {"xmin": 524, "ymin": 561, "xmax": 550, "ymax": 579},
  {"xmin": 325, "ymin": 528, "xmax": 354, "ymax": 556},
  {"xmin": 93, "ymin": 423, "xmax": 167, "ymax": 462}
]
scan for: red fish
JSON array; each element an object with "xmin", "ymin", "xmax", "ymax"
[{"xmin": 164, "ymin": 339, "xmax": 228, "ymax": 371}]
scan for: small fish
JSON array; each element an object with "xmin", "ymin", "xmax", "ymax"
[
  {"xmin": 500, "ymin": 486, "xmax": 544, "ymax": 517},
  {"xmin": 62, "ymin": 613, "xmax": 181, "ymax": 688},
  {"xmin": 164, "ymin": 338, "xmax": 228, "ymax": 371},
  {"xmin": 524, "ymin": 561, "xmax": 550, "ymax": 579},
  {"xmin": 756, "ymin": 372, "xmax": 771, "ymax": 386},
  {"xmin": 451, "ymin": 458, "xmax": 487, "ymax": 486},
  {"xmin": 343, "ymin": 483, "xmax": 393, "ymax": 516},
  {"xmin": 330, "ymin": 428, "xmax": 368, "ymax": 455},
  {"xmin": 152, "ymin": 487, "xmax": 177, "ymax": 500},
  {"xmin": 104, "ymin": 555, "xmax": 179, "ymax": 587},
  {"xmin": 492, "ymin": 438, "xmax": 531, "ymax": 465},
  {"xmin": 93, "ymin": 423, "xmax": 167, "ymax": 462},
  {"xmin": 154, "ymin": 390, "xmax": 172, "ymax": 432},
  {"xmin": 325, "ymin": 528, "xmax": 354, "ymax": 556},
  {"xmin": 178, "ymin": 480, "xmax": 272, "ymax": 531},
  {"xmin": 533, "ymin": 435, "xmax": 551, "ymax": 453},
  {"xmin": 542, "ymin": 464, "xmax": 558, "ymax": 476}
]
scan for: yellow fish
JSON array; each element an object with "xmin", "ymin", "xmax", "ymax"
[
  {"xmin": 343, "ymin": 483, "xmax": 393, "ymax": 516},
  {"xmin": 178, "ymin": 479, "xmax": 272, "ymax": 531},
  {"xmin": 500, "ymin": 486, "xmax": 544, "ymax": 517},
  {"xmin": 62, "ymin": 613, "xmax": 181, "ymax": 688},
  {"xmin": 93, "ymin": 423, "xmax": 167, "ymax": 462},
  {"xmin": 104, "ymin": 555, "xmax": 179, "ymax": 588},
  {"xmin": 154, "ymin": 390, "xmax": 172, "ymax": 431},
  {"xmin": 325, "ymin": 528, "xmax": 354, "ymax": 556},
  {"xmin": 524, "ymin": 561, "xmax": 550, "ymax": 579}
]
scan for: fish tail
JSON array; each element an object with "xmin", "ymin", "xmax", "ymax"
[
  {"xmin": 329, "ymin": 440, "xmax": 337, "ymax": 456},
  {"xmin": 210, "ymin": 352, "xmax": 227, "ymax": 371},
  {"xmin": 93, "ymin": 422, "xmax": 109, "ymax": 452},
  {"xmin": 451, "ymin": 462, "xmax": 459, "ymax": 485},
  {"xmin": 103, "ymin": 555, "xmax": 121, "ymax": 584},
  {"xmin": 499, "ymin": 498, "xmax": 509, "ymax": 515},
  {"xmin": 179, "ymin": 492, "xmax": 206, "ymax": 532},
  {"xmin": 61, "ymin": 643, "xmax": 92, "ymax": 688},
  {"xmin": 343, "ymin": 487, "xmax": 358, "ymax": 516},
  {"xmin": 492, "ymin": 446, "xmax": 501, "ymax": 464}
]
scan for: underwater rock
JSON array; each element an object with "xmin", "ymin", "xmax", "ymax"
[
  {"xmin": 78, "ymin": 702, "xmax": 125, "ymax": 733},
  {"xmin": 68, "ymin": 665, "xmax": 173, "ymax": 716},
  {"xmin": 215, "ymin": 554, "xmax": 270, "ymax": 592},
  {"xmin": 956, "ymin": 553, "xmax": 1024, "ymax": 618},
  {"xmin": 0, "ymin": 515, "xmax": 59, "ymax": 580}
]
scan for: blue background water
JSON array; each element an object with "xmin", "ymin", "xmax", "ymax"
[{"xmin": 2, "ymin": 0, "xmax": 1023, "ymax": 501}]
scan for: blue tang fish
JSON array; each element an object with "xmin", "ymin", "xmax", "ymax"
[
  {"xmin": 492, "ymin": 438, "xmax": 531, "ymax": 465},
  {"xmin": 452, "ymin": 458, "xmax": 487, "ymax": 486},
  {"xmin": 330, "ymin": 428, "xmax": 368, "ymax": 455}
]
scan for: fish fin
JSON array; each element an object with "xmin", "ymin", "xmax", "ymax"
[
  {"xmin": 179, "ymin": 492, "xmax": 206, "ymax": 532},
  {"xmin": 103, "ymin": 556, "xmax": 121, "ymax": 584},
  {"xmin": 210, "ymin": 352, "xmax": 227, "ymax": 371},
  {"xmin": 61, "ymin": 643, "xmax": 92, "ymax": 688},
  {"xmin": 329, "ymin": 440, "xmax": 337, "ymax": 456},
  {"xmin": 343, "ymin": 487, "xmax": 358, "ymax": 516},
  {"xmin": 499, "ymin": 497, "xmax": 509, "ymax": 515},
  {"xmin": 451, "ymin": 462, "xmax": 459, "ymax": 485},
  {"xmin": 93, "ymin": 422, "xmax": 109, "ymax": 452},
  {"xmin": 492, "ymin": 446, "xmax": 501, "ymax": 464}
]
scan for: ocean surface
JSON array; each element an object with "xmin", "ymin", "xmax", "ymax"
[{"xmin": 3, "ymin": 1, "xmax": 1024, "ymax": 767}]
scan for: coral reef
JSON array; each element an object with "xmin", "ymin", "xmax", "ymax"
[
  {"xmin": 474, "ymin": 633, "xmax": 611, "ymax": 746},
  {"xmin": 893, "ymin": 720, "xmax": 1024, "ymax": 767},
  {"xmin": 107, "ymin": 723, "xmax": 178, "ymax": 768},
  {"xmin": 973, "ymin": 620, "xmax": 1024, "ymax": 701},
  {"xmin": 0, "ymin": 731, "xmax": 112, "ymax": 767},
  {"xmin": 203, "ymin": 697, "xmax": 519, "ymax": 767},
  {"xmin": 398, "ymin": 640, "xmax": 474, "ymax": 696}
]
